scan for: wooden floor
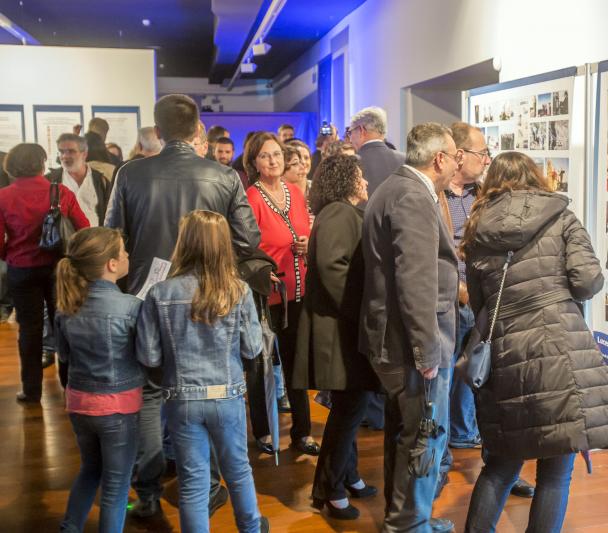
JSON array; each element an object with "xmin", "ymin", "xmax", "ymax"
[{"xmin": 0, "ymin": 319, "xmax": 607, "ymax": 532}]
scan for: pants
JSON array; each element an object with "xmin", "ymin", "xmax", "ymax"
[
  {"xmin": 372, "ymin": 361, "xmax": 449, "ymax": 533},
  {"xmin": 133, "ymin": 383, "xmax": 222, "ymax": 503},
  {"xmin": 440, "ymin": 304, "xmax": 478, "ymax": 474},
  {"xmin": 270, "ymin": 301, "xmax": 311, "ymax": 442},
  {"xmin": 60, "ymin": 412, "xmax": 139, "ymax": 533},
  {"xmin": 8, "ymin": 265, "xmax": 59, "ymax": 399},
  {"xmin": 362, "ymin": 392, "xmax": 386, "ymax": 430},
  {"xmin": 312, "ymin": 389, "xmax": 370, "ymax": 500},
  {"xmin": 465, "ymin": 453, "xmax": 575, "ymax": 533},
  {"xmin": 167, "ymin": 397, "xmax": 261, "ymax": 533}
]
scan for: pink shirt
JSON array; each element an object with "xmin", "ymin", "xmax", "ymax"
[{"xmin": 66, "ymin": 386, "xmax": 143, "ymax": 416}]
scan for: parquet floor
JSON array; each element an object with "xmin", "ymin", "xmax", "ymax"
[{"xmin": 0, "ymin": 319, "xmax": 607, "ymax": 532}]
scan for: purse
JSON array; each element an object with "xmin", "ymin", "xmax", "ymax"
[
  {"xmin": 39, "ymin": 180, "xmax": 76, "ymax": 254},
  {"xmin": 455, "ymin": 250, "xmax": 513, "ymax": 390}
]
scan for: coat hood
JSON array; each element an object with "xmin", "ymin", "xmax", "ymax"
[{"xmin": 474, "ymin": 190, "xmax": 569, "ymax": 251}]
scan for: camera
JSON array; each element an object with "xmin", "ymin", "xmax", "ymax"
[{"xmin": 320, "ymin": 121, "xmax": 332, "ymax": 136}]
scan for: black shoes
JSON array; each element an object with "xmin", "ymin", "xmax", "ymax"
[
  {"xmin": 260, "ymin": 516, "xmax": 270, "ymax": 532},
  {"xmin": 430, "ymin": 517, "xmax": 455, "ymax": 532},
  {"xmin": 346, "ymin": 483, "xmax": 377, "ymax": 499},
  {"xmin": 256, "ymin": 438, "xmax": 276, "ymax": 455},
  {"xmin": 312, "ymin": 498, "xmax": 360, "ymax": 520},
  {"xmin": 16, "ymin": 392, "xmax": 40, "ymax": 404},
  {"xmin": 511, "ymin": 477, "xmax": 535, "ymax": 498},
  {"xmin": 434, "ymin": 471, "xmax": 449, "ymax": 500},
  {"xmin": 209, "ymin": 485, "xmax": 228, "ymax": 516},
  {"xmin": 290, "ymin": 439, "xmax": 321, "ymax": 456},
  {"xmin": 129, "ymin": 498, "xmax": 161, "ymax": 518},
  {"xmin": 277, "ymin": 394, "xmax": 291, "ymax": 413},
  {"xmin": 42, "ymin": 350, "xmax": 55, "ymax": 369}
]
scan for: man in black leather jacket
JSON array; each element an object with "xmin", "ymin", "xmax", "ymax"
[{"xmin": 104, "ymin": 94, "xmax": 261, "ymax": 520}]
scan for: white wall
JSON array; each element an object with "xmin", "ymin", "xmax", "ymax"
[
  {"xmin": 0, "ymin": 45, "xmax": 155, "ymax": 142},
  {"xmin": 274, "ymin": 0, "xmax": 608, "ymax": 144},
  {"xmin": 157, "ymin": 77, "xmax": 274, "ymax": 112}
]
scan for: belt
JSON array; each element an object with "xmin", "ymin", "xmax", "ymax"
[{"xmin": 163, "ymin": 381, "xmax": 247, "ymax": 400}]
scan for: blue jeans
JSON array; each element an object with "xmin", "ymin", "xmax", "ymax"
[
  {"xmin": 372, "ymin": 361, "xmax": 450, "ymax": 533},
  {"xmin": 465, "ymin": 453, "xmax": 575, "ymax": 533},
  {"xmin": 61, "ymin": 412, "xmax": 139, "ymax": 533},
  {"xmin": 167, "ymin": 396, "xmax": 260, "ymax": 533},
  {"xmin": 440, "ymin": 304, "xmax": 478, "ymax": 474}
]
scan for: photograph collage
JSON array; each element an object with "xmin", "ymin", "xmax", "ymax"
[{"xmin": 473, "ymin": 89, "xmax": 570, "ymax": 192}]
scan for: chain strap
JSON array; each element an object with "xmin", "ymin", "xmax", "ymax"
[{"xmin": 486, "ymin": 250, "xmax": 513, "ymax": 342}]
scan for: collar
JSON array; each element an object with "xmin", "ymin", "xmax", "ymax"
[
  {"xmin": 360, "ymin": 139, "xmax": 385, "ymax": 149},
  {"xmin": 13, "ymin": 175, "xmax": 47, "ymax": 185},
  {"xmin": 403, "ymin": 165, "xmax": 438, "ymax": 203},
  {"xmin": 162, "ymin": 140, "xmax": 196, "ymax": 153},
  {"xmin": 89, "ymin": 279, "xmax": 121, "ymax": 292},
  {"xmin": 63, "ymin": 164, "xmax": 92, "ymax": 185},
  {"xmin": 445, "ymin": 182, "xmax": 478, "ymax": 198}
]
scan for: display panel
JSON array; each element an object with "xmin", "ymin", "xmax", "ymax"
[
  {"xmin": 0, "ymin": 104, "xmax": 25, "ymax": 152},
  {"xmin": 34, "ymin": 105, "xmax": 84, "ymax": 166},
  {"xmin": 91, "ymin": 106, "xmax": 141, "ymax": 159}
]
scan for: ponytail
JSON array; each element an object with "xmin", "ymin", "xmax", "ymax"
[{"xmin": 55, "ymin": 227, "xmax": 123, "ymax": 315}]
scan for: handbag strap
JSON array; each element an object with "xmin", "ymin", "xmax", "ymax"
[
  {"xmin": 486, "ymin": 250, "xmax": 513, "ymax": 342},
  {"xmin": 49, "ymin": 180, "xmax": 60, "ymax": 209}
]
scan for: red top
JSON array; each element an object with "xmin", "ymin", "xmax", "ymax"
[
  {"xmin": 66, "ymin": 386, "xmax": 143, "ymax": 416},
  {"xmin": 247, "ymin": 181, "xmax": 310, "ymax": 306},
  {"xmin": 0, "ymin": 176, "xmax": 90, "ymax": 267}
]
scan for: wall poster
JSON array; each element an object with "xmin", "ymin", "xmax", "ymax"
[
  {"xmin": 92, "ymin": 106, "xmax": 141, "ymax": 159},
  {"xmin": 467, "ymin": 67, "xmax": 584, "ymax": 220},
  {"xmin": 0, "ymin": 104, "xmax": 26, "ymax": 152},
  {"xmin": 592, "ymin": 61, "xmax": 608, "ymax": 354},
  {"xmin": 34, "ymin": 105, "xmax": 84, "ymax": 166}
]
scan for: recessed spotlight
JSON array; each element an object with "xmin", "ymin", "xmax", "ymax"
[{"xmin": 142, "ymin": 19, "xmax": 151, "ymax": 27}]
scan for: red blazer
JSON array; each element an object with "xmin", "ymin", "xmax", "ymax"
[
  {"xmin": 247, "ymin": 181, "xmax": 310, "ymax": 306},
  {"xmin": 0, "ymin": 175, "xmax": 90, "ymax": 267}
]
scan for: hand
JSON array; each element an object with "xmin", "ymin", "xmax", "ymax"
[
  {"xmin": 419, "ymin": 366, "xmax": 438, "ymax": 380},
  {"xmin": 72, "ymin": 124, "xmax": 82, "ymax": 135},
  {"xmin": 270, "ymin": 272, "xmax": 281, "ymax": 284},
  {"xmin": 458, "ymin": 281, "xmax": 469, "ymax": 306},
  {"xmin": 294, "ymin": 235, "xmax": 308, "ymax": 255}
]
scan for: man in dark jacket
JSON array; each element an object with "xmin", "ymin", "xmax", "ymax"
[
  {"xmin": 105, "ymin": 94, "xmax": 260, "ymax": 520},
  {"xmin": 359, "ymin": 122, "xmax": 460, "ymax": 533}
]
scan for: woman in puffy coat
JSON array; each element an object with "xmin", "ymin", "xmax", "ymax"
[{"xmin": 460, "ymin": 151, "xmax": 608, "ymax": 533}]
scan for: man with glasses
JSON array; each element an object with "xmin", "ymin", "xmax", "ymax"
[
  {"xmin": 348, "ymin": 107, "xmax": 406, "ymax": 199},
  {"xmin": 360, "ymin": 122, "xmax": 461, "ymax": 533},
  {"xmin": 435, "ymin": 122, "xmax": 535, "ymax": 500}
]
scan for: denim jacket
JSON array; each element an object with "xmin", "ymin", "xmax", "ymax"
[
  {"xmin": 55, "ymin": 279, "xmax": 145, "ymax": 394},
  {"xmin": 136, "ymin": 275, "xmax": 263, "ymax": 400}
]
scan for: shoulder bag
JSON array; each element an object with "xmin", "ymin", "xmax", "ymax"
[{"xmin": 39, "ymin": 180, "xmax": 76, "ymax": 254}]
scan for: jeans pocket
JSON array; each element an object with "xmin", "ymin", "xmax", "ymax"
[{"xmin": 216, "ymin": 397, "xmax": 244, "ymax": 429}]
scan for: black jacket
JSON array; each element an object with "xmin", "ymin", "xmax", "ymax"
[
  {"xmin": 46, "ymin": 166, "xmax": 111, "ymax": 225},
  {"xmin": 466, "ymin": 190, "xmax": 608, "ymax": 459},
  {"xmin": 104, "ymin": 140, "xmax": 260, "ymax": 295},
  {"xmin": 294, "ymin": 201, "xmax": 379, "ymax": 391}
]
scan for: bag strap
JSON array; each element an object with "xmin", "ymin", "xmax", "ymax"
[
  {"xmin": 49, "ymin": 180, "xmax": 60, "ymax": 209},
  {"xmin": 486, "ymin": 250, "xmax": 513, "ymax": 342}
]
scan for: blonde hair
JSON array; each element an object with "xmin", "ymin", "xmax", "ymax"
[
  {"xmin": 56, "ymin": 228, "xmax": 123, "ymax": 315},
  {"xmin": 170, "ymin": 210, "xmax": 245, "ymax": 324}
]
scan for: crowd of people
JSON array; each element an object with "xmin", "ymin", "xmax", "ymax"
[{"xmin": 1, "ymin": 94, "xmax": 608, "ymax": 533}]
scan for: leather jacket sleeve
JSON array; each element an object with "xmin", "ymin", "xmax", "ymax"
[{"xmin": 227, "ymin": 169, "xmax": 261, "ymax": 255}]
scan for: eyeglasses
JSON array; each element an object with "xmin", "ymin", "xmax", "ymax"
[
  {"xmin": 463, "ymin": 148, "xmax": 492, "ymax": 160},
  {"xmin": 440, "ymin": 151, "xmax": 462, "ymax": 163},
  {"xmin": 257, "ymin": 151, "xmax": 284, "ymax": 162}
]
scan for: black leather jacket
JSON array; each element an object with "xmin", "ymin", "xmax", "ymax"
[{"xmin": 104, "ymin": 141, "xmax": 260, "ymax": 294}]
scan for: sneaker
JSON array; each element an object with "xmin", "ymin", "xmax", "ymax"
[
  {"xmin": 430, "ymin": 517, "xmax": 455, "ymax": 532},
  {"xmin": 209, "ymin": 485, "xmax": 228, "ymax": 516},
  {"xmin": 260, "ymin": 516, "xmax": 270, "ymax": 532},
  {"xmin": 129, "ymin": 498, "xmax": 161, "ymax": 518},
  {"xmin": 510, "ymin": 477, "xmax": 535, "ymax": 498},
  {"xmin": 434, "ymin": 471, "xmax": 449, "ymax": 500},
  {"xmin": 42, "ymin": 350, "xmax": 55, "ymax": 369}
]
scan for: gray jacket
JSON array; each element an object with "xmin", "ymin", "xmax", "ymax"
[
  {"xmin": 466, "ymin": 190, "xmax": 608, "ymax": 459},
  {"xmin": 359, "ymin": 165, "xmax": 459, "ymax": 370},
  {"xmin": 357, "ymin": 140, "xmax": 406, "ymax": 198},
  {"xmin": 104, "ymin": 141, "xmax": 260, "ymax": 295}
]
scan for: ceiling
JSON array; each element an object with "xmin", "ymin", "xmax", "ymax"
[{"xmin": 0, "ymin": 0, "xmax": 367, "ymax": 81}]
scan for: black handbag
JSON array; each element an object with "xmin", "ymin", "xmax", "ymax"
[
  {"xmin": 455, "ymin": 251, "xmax": 513, "ymax": 390},
  {"xmin": 39, "ymin": 180, "xmax": 75, "ymax": 254}
]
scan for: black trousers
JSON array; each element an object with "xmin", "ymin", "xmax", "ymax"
[
  {"xmin": 8, "ymin": 265, "xmax": 67, "ymax": 398},
  {"xmin": 270, "ymin": 300, "xmax": 311, "ymax": 442},
  {"xmin": 312, "ymin": 389, "xmax": 371, "ymax": 500}
]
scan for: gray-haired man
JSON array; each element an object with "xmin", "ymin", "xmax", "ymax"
[{"xmin": 359, "ymin": 123, "xmax": 461, "ymax": 533}]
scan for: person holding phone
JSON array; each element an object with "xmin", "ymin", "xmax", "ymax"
[{"xmin": 245, "ymin": 132, "xmax": 319, "ymax": 456}]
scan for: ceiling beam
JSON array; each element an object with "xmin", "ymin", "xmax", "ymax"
[{"xmin": 0, "ymin": 12, "xmax": 40, "ymax": 45}]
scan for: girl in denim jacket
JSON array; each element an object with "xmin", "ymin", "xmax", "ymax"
[
  {"xmin": 55, "ymin": 227, "xmax": 144, "ymax": 533},
  {"xmin": 137, "ymin": 210, "xmax": 268, "ymax": 533}
]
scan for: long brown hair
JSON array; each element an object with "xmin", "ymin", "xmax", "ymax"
[
  {"xmin": 170, "ymin": 210, "xmax": 245, "ymax": 324},
  {"xmin": 56, "ymin": 227, "xmax": 123, "ymax": 314},
  {"xmin": 460, "ymin": 152, "xmax": 551, "ymax": 257}
]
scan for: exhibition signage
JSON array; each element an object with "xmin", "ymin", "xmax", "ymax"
[
  {"xmin": 92, "ymin": 106, "xmax": 141, "ymax": 159},
  {"xmin": 0, "ymin": 104, "xmax": 25, "ymax": 152},
  {"xmin": 34, "ymin": 105, "xmax": 84, "ymax": 167}
]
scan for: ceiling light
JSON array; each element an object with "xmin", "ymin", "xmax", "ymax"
[
  {"xmin": 241, "ymin": 61, "xmax": 257, "ymax": 74},
  {"xmin": 142, "ymin": 19, "xmax": 151, "ymax": 27},
  {"xmin": 252, "ymin": 42, "xmax": 271, "ymax": 56}
]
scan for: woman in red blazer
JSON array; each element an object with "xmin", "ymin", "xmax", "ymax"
[
  {"xmin": 245, "ymin": 132, "xmax": 319, "ymax": 456},
  {"xmin": 0, "ymin": 143, "xmax": 89, "ymax": 403}
]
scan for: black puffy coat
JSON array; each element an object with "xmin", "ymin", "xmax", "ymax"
[{"xmin": 465, "ymin": 190, "xmax": 608, "ymax": 459}]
